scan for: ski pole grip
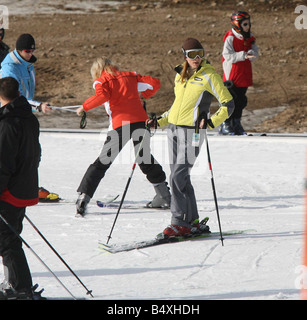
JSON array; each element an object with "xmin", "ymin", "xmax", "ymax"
[{"xmin": 147, "ymin": 112, "xmax": 157, "ymax": 129}]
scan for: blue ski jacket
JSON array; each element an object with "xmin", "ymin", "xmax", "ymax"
[{"xmin": 0, "ymin": 49, "xmax": 41, "ymax": 108}]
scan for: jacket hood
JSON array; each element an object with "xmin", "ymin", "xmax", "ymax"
[
  {"xmin": 13, "ymin": 48, "xmax": 37, "ymax": 64},
  {"xmin": 223, "ymin": 29, "xmax": 255, "ymax": 42},
  {"xmin": 1, "ymin": 49, "xmax": 37, "ymax": 68},
  {"xmin": 0, "ymin": 96, "xmax": 33, "ymax": 120}
]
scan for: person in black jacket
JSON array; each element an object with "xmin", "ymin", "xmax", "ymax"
[
  {"xmin": 0, "ymin": 77, "xmax": 43, "ymax": 300},
  {"xmin": 0, "ymin": 28, "xmax": 9, "ymax": 64}
]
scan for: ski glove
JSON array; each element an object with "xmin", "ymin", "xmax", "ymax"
[
  {"xmin": 198, "ymin": 112, "xmax": 214, "ymax": 129},
  {"xmin": 146, "ymin": 113, "xmax": 159, "ymax": 129}
]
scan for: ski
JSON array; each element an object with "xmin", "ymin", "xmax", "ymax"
[
  {"xmin": 99, "ymin": 229, "xmax": 255, "ymax": 254},
  {"xmin": 45, "ymin": 297, "xmax": 88, "ymax": 300},
  {"xmin": 47, "ymin": 195, "xmax": 120, "ymax": 205},
  {"xmin": 247, "ymin": 133, "xmax": 267, "ymax": 136},
  {"xmin": 96, "ymin": 200, "xmax": 169, "ymax": 210},
  {"xmin": 74, "ymin": 195, "xmax": 120, "ymax": 217},
  {"xmin": 97, "ymin": 200, "xmax": 139, "ymax": 209}
]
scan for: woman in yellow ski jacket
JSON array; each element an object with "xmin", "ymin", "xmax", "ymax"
[
  {"xmin": 157, "ymin": 38, "xmax": 234, "ymax": 238},
  {"xmin": 158, "ymin": 50, "xmax": 234, "ymax": 129}
]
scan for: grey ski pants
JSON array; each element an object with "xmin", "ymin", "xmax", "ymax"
[{"xmin": 167, "ymin": 124, "xmax": 204, "ymax": 227}]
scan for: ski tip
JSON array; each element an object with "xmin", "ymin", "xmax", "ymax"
[
  {"xmin": 96, "ymin": 194, "xmax": 119, "ymax": 207},
  {"xmin": 98, "ymin": 241, "xmax": 114, "ymax": 254},
  {"xmin": 96, "ymin": 201, "xmax": 105, "ymax": 207},
  {"xmin": 98, "ymin": 241, "xmax": 111, "ymax": 248},
  {"xmin": 98, "ymin": 246, "xmax": 113, "ymax": 254}
]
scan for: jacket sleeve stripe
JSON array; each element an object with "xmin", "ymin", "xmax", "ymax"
[{"xmin": 201, "ymin": 71, "xmax": 222, "ymax": 104}]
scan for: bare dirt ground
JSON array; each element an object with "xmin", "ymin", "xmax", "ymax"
[{"xmin": 4, "ymin": 0, "xmax": 307, "ymax": 133}]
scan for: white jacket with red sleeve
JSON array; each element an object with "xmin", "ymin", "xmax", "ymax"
[{"xmin": 222, "ymin": 29, "xmax": 258, "ymax": 87}]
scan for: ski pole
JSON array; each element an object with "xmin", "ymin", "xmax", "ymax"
[
  {"xmin": 57, "ymin": 105, "xmax": 81, "ymax": 109},
  {"xmin": 25, "ymin": 214, "xmax": 93, "ymax": 298},
  {"xmin": 107, "ymin": 128, "xmax": 149, "ymax": 244},
  {"xmin": 203, "ymin": 129, "xmax": 224, "ymax": 246},
  {"xmin": 0, "ymin": 213, "xmax": 77, "ymax": 299},
  {"xmin": 50, "ymin": 105, "xmax": 82, "ymax": 111},
  {"xmin": 50, "ymin": 106, "xmax": 87, "ymax": 129},
  {"xmin": 50, "ymin": 106, "xmax": 78, "ymax": 113}
]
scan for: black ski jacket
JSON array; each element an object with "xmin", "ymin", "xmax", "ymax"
[{"xmin": 0, "ymin": 95, "xmax": 41, "ymax": 207}]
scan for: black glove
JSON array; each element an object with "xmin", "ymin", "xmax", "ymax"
[
  {"xmin": 198, "ymin": 112, "xmax": 214, "ymax": 129},
  {"xmin": 224, "ymin": 80, "xmax": 237, "ymax": 99},
  {"xmin": 80, "ymin": 111, "xmax": 87, "ymax": 129},
  {"xmin": 146, "ymin": 112, "xmax": 158, "ymax": 129}
]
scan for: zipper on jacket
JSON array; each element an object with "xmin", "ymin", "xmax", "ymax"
[{"xmin": 176, "ymin": 70, "xmax": 198, "ymax": 124}]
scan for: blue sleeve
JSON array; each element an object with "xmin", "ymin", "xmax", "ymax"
[
  {"xmin": 1, "ymin": 63, "xmax": 24, "ymax": 96},
  {"xmin": 1, "ymin": 63, "xmax": 41, "ymax": 109}
]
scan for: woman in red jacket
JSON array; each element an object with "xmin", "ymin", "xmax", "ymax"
[
  {"xmin": 75, "ymin": 57, "xmax": 170, "ymax": 216},
  {"xmin": 221, "ymin": 11, "xmax": 259, "ymax": 135}
]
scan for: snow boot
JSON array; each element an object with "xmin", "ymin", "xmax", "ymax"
[
  {"xmin": 146, "ymin": 182, "xmax": 171, "ymax": 209},
  {"xmin": 39, "ymin": 187, "xmax": 60, "ymax": 202},
  {"xmin": 233, "ymin": 118, "xmax": 247, "ymax": 135},
  {"xmin": 218, "ymin": 119, "xmax": 234, "ymax": 135},
  {"xmin": 76, "ymin": 193, "xmax": 91, "ymax": 217}
]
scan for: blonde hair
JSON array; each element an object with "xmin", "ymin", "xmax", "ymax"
[{"xmin": 90, "ymin": 57, "xmax": 118, "ymax": 80}]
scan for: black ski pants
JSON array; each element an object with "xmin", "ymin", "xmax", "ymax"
[
  {"xmin": 77, "ymin": 122, "xmax": 166, "ymax": 198},
  {"xmin": 229, "ymin": 86, "xmax": 248, "ymax": 120},
  {"xmin": 0, "ymin": 201, "xmax": 32, "ymax": 291}
]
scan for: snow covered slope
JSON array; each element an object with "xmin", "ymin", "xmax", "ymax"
[{"xmin": 1, "ymin": 130, "xmax": 306, "ymax": 300}]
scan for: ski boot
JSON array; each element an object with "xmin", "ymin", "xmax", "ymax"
[
  {"xmin": 163, "ymin": 224, "xmax": 191, "ymax": 238},
  {"xmin": 76, "ymin": 193, "xmax": 91, "ymax": 217},
  {"xmin": 191, "ymin": 217, "xmax": 210, "ymax": 234},
  {"xmin": 0, "ymin": 283, "xmax": 45, "ymax": 300},
  {"xmin": 218, "ymin": 119, "xmax": 234, "ymax": 135},
  {"xmin": 39, "ymin": 187, "xmax": 60, "ymax": 202},
  {"xmin": 146, "ymin": 182, "xmax": 171, "ymax": 209},
  {"xmin": 233, "ymin": 118, "xmax": 247, "ymax": 135}
]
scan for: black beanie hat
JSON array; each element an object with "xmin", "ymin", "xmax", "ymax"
[
  {"xmin": 16, "ymin": 34, "xmax": 35, "ymax": 51},
  {"xmin": 182, "ymin": 38, "xmax": 203, "ymax": 50}
]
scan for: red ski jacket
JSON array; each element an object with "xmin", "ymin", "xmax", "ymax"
[
  {"xmin": 222, "ymin": 29, "xmax": 257, "ymax": 87},
  {"xmin": 83, "ymin": 70, "xmax": 160, "ymax": 130}
]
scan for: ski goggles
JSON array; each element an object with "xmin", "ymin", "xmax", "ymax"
[{"xmin": 184, "ymin": 49, "xmax": 205, "ymax": 59}]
